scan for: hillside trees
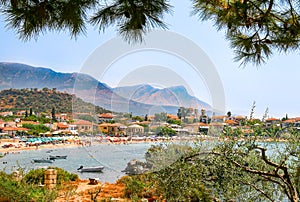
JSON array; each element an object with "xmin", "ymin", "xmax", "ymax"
[
  {"xmin": 0, "ymin": 88, "xmax": 110, "ymax": 114},
  {"xmin": 1, "ymin": 0, "xmax": 300, "ymax": 65},
  {"xmin": 22, "ymin": 123, "xmax": 50, "ymax": 135}
]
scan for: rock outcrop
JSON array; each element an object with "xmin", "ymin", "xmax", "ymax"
[{"xmin": 123, "ymin": 159, "xmax": 150, "ymax": 175}]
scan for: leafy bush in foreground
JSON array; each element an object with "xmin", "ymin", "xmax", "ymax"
[
  {"xmin": 22, "ymin": 167, "xmax": 79, "ymax": 185},
  {"xmin": 0, "ymin": 171, "xmax": 56, "ymax": 202}
]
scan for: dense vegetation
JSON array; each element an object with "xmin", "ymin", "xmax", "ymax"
[
  {"xmin": 0, "ymin": 167, "xmax": 78, "ymax": 201},
  {"xmin": 22, "ymin": 123, "xmax": 50, "ymax": 135},
  {"xmin": 0, "ymin": 88, "xmax": 110, "ymax": 114},
  {"xmin": 122, "ymin": 126, "xmax": 300, "ymax": 201}
]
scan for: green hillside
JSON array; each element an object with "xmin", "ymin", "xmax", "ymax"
[{"xmin": 0, "ymin": 88, "xmax": 110, "ymax": 114}]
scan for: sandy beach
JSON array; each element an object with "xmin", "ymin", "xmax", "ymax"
[
  {"xmin": 0, "ymin": 135, "xmax": 282, "ymax": 155},
  {"xmin": 0, "ymin": 141, "xmax": 82, "ymax": 154},
  {"xmin": 0, "ymin": 136, "xmax": 190, "ymax": 154}
]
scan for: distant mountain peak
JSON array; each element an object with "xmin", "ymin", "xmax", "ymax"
[
  {"xmin": 113, "ymin": 84, "xmax": 211, "ymax": 110},
  {"xmin": 0, "ymin": 62, "xmax": 211, "ymax": 115}
]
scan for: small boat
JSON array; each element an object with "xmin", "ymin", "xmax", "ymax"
[
  {"xmin": 77, "ymin": 165, "xmax": 104, "ymax": 172},
  {"xmin": 33, "ymin": 159, "xmax": 53, "ymax": 163},
  {"xmin": 49, "ymin": 155, "xmax": 67, "ymax": 160}
]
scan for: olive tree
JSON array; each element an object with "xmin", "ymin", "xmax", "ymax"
[{"xmin": 146, "ymin": 127, "xmax": 300, "ymax": 201}]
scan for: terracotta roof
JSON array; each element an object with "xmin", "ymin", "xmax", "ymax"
[
  {"xmin": 167, "ymin": 114, "xmax": 179, "ymax": 120},
  {"xmin": 111, "ymin": 123, "xmax": 125, "ymax": 127},
  {"xmin": 283, "ymin": 119, "xmax": 295, "ymax": 123},
  {"xmin": 186, "ymin": 122, "xmax": 209, "ymax": 126},
  {"xmin": 2, "ymin": 127, "xmax": 28, "ymax": 131},
  {"xmin": 137, "ymin": 121, "xmax": 151, "ymax": 125},
  {"xmin": 99, "ymin": 113, "xmax": 114, "ymax": 118},
  {"xmin": 225, "ymin": 120, "xmax": 238, "ymax": 125},
  {"xmin": 57, "ymin": 123, "xmax": 69, "ymax": 129},
  {"xmin": 212, "ymin": 116, "xmax": 227, "ymax": 119},
  {"xmin": 100, "ymin": 123, "xmax": 124, "ymax": 127},
  {"xmin": 266, "ymin": 118, "xmax": 280, "ymax": 121}
]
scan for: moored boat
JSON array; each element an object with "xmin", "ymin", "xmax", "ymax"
[
  {"xmin": 77, "ymin": 165, "xmax": 104, "ymax": 172},
  {"xmin": 49, "ymin": 155, "xmax": 67, "ymax": 160},
  {"xmin": 33, "ymin": 159, "xmax": 53, "ymax": 163}
]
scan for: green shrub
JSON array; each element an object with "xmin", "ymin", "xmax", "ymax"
[
  {"xmin": 0, "ymin": 171, "xmax": 57, "ymax": 201},
  {"xmin": 22, "ymin": 167, "xmax": 78, "ymax": 186}
]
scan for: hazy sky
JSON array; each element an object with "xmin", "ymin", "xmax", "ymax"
[{"xmin": 1, "ymin": 0, "xmax": 300, "ymax": 118}]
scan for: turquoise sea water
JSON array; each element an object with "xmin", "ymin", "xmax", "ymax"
[{"xmin": 0, "ymin": 142, "xmax": 155, "ymax": 183}]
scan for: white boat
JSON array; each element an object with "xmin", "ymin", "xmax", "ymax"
[{"xmin": 77, "ymin": 165, "xmax": 104, "ymax": 172}]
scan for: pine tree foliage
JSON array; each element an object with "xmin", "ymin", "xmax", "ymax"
[
  {"xmin": 89, "ymin": 0, "xmax": 172, "ymax": 42},
  {"xmin": 0, "ymin": 0, "xmax": 97, "ymax": 40},
  {"xmin": 1, "ymin": 0, "xmax": 300, "ymax": 65},
  {"xmin": 0, "ymin": 0, "xmax": 171, "ymax": 42},
  {"xmin": 192, "ymin": 0, "xmax": 300, "ymax": 65}
]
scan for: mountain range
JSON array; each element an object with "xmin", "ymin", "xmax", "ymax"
[{"xmin": 0, "ymin": 62, "xmax": 211, "ymax": 115}]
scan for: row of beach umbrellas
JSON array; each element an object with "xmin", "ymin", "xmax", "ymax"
[{"xmin": 20, "ymin": 137, "xmax": 67, "ymax": 144}]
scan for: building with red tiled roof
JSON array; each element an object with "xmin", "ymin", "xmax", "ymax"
[
  {"xmin": 57, "ymin": 122, "xmax": 69, "ymax": 130},
  {"xmin": 167, "ymin": 114, "xmax": 179, "ymax": 120},
  {"xmin": 98, "ymin": 113, "xmax": 114, "ymax": 123},
  {"xmin": 282, "ymin": 119, "xmax": 295, "ymax": 123},
  {"xmin": 0, "ymin": 111, "xmax": 13, "ymax": 117},
  {"xmin": 265, "ymin": 117, "xmax": 281, "ymax": 127},
  {"xmin": 1, "ymin": 127, "xmax": 28, "ymax": 137},
  {"xmin": 225, "ymin": 120, "xmax": 238, "ymax": 126},
  {"xmin": 265, "ymin": 117, "xmax": 280, "ymax": 122},
  {"xmin": 282, "ymin": 119, "xmax": 295, "ymax": 128},
  {"xmin": 73, "ymin": 120, "xmax": 98, "ymax": 133}
]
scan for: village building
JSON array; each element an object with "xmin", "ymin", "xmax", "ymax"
[
  {"xmin": 225, "ymin": 119, "xmax": 239, "ymax": 127},
  {"xmin": 233, "ymin": 116, "xmax": 247, "ymax": 125},
  {"xmin": 167, "ymin": 114, "xmax": 179, "ymax": 120},
  {"xmin": 98, "ymin": 113, "xmax": 114, "ymax": 123},
  {"xmin": 55, "ymin": 113, "xmax": 70, "ymax": 122},
  {"xmin": 169, "ymin": 124, "xmax": 188, "ymax": 134},
  {"xmin": 99, "ymin": 123, "xmax": 127, "ymax": 136},
  {"xmin": 212, "ymin": 115, "xmax": 227, "ymax": 123},
  {"xmin": 127, "ymin": 124, "xmax": 144, "ymax": 136},
  {"xmin": 184, "ymin": 122, "xmax": 209, "ymax": 134},
  {"xmin": 281, "ymin": 119, "xmax": 295, "ymax": 128},
  {"xmin": 265, "ymin": 117, "xmax": 281, "ymax": 127},
  {"xmin": 16, "ymin": 110, "xmax": 27, "ymax": 117},
  {"xmin": 0, "ymin": 126, "xmax": 28, "ymax": 137},
  {"xmin": 0, "ymin": 111, "xmax": 13, "ymax": 117},
  {"xmin": 73, "ymin": 120, "xmax": 98, "ymax": 133}
]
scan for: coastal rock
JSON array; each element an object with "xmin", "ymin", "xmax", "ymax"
[{"xmin": 123, "ymin": 159, "xmax": 150, "ymax": 175}]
